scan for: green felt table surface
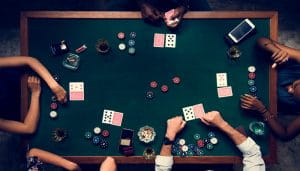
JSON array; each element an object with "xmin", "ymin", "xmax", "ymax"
[{"xmin": 28, "ymin": 18, "xmax": 270, "ymax": 157}]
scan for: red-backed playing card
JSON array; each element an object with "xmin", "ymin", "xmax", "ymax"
[
  {"xmin": 217, "ymin": 86, "xmax": 233, "ymax": 98},
  {"xmin": 193, "ymin": 104, "xmax": 205, "ymax": 119},
  {"xmin": 112, "ymin": 112, "xmax": 123, "ymax": 126},
  {"xmin": 153, "ymin": 33, "xmax": 165, "ymax": 48}
]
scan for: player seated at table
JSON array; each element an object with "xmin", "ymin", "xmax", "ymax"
[
  {"xmin": 155, "ymin": 113, "xmax": 265, "ymax": 171},
  {"xmin": 240, "ymin": 37, "xmax": 300, "ymax": 141},
  {"xmin": 136, "ymin": 0, "xmax": 210, "ymax": 28}
]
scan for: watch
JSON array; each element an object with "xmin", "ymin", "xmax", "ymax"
[{"xmin": 163, "ymin": 137, "xmax": 174, "ymax": 145}]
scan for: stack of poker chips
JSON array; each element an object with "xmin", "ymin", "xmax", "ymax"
[
  {"xmin": 49, "ymin": 75, "xmax": 60, "ymax": 119},
  {"xmin": 171, "ymin": 132, "xmax": 218, "ymax": 157},
  {"xmin": 84, "ymin": 127, "xmax": 110, "ymax": 149},
  {"xmin": 247, "ymin": 66, "xmax": 257, "ymax": 97}
]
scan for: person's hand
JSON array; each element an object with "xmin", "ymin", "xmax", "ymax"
[
  {"xmin": 271, "ymin": 44, "xmax": 290, "ymax": 68},
  {"xmin": 28, "ymin": 76, "xmax": 41, "ymax": 96},
  {"xmin": 165, "ymin": 116, "xmax": 186, "ymax": 141},
  {"xmin": 51, "ymin": 85, "xmax": 67, "ymax": 103},
  {"xmin": 199, "ymin": 111, "xmax": 228, "ymax": 128},
  {"xmin": 140, "ymin": 3, "xmax": 162, "ymax": 23},
  {"xmin": 164, "ymin": 6, "xmax": 186, "ymax": 28},
  {"xmin": 240, "ymin": 94, "xmax": 266, "ymax": 113}
]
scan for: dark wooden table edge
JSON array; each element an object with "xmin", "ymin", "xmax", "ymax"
[{"xmin": 20, "ymin": 11, "xmax": 278, "ymax": 164}]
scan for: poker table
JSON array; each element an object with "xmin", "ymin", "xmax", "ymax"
[{"xmin": 20, "ymin": 11, "xmax": 278, "ymax": 164}]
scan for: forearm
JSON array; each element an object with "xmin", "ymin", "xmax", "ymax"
[
  {"xmin": 28, "ymin": 148, "xmax": 80, "ymax": 171},
  {"xmin": 159, "ymin": 144, "xmax": 172, "ymax": 156},
  {"xmin": 23, "ymin": 93, "xmax": 40, "ymax": 133},
  {"xmin": 219, "ymin": 122, "xmax": 247, "ymax": 145}
]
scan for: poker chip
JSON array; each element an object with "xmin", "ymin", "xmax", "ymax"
[
  {"xmin": 53, "ymin": 74, "xmax": 60, "ymax": 82},
  {"xmin": 101, "ymin": 130, "xmax": 110, "ymax": 137},
  {"xmin": 146, "ymin": 91, "xmax": 154, "ymax": 99},
  {"xmin": 197, "ymin": 139, "xmax": 204, "ymax": 148},
  {"xmin": 161, "ymin": 85, "xmax": 168, "ymax": 92},
  {"xmin": 249, "ymin": 86, "xmax": 257, "ymax": 93},
  {"xmin": 187, "ymin": 144, "xmax": 195, "ymax": 150},
  {"xmin": 128, "ymin": 39, "xmax": 135, "ymax": 46},
  {"xmin": 84, "ymin": 131, "xmax": 92, "ymax": 139},
  {"xmin": 99, "ymin": 139, "xmax": 108, "ymax": 149},
  {"xmin": 92, "ymin": 136, "xmax": 100, "ymax": 145},
  {"xmin": 178, "ymin": 139, "xmax": 186, "ymax": 145},
  {"xmin": 49, "ymin": 111, "xmax": 58, "ymax": 119},
  {"xmin": 248, "ymin": 72, "xmax": 256, "ymax": 79},
  {"xmin": 181, "ymin": 145, "xmax": 188, "ymax": 152},
  {"xmin": 208, "ymin": 132, "xmax": 215, "ymax": 138},
  {"xmin": 150, "ymin": 81, "xmax": 158, "ymax": 88},
  {"xmin": 129, "ymin": 32, "xmax": 136, "ymax": 39},
  {"xmin": 117, "ymin": 32, "xmax": 125, "ymax": 40},
  {"xmin": 128, "ymin": 47, "xmax": 136, "ymax": 55},
  {"xmin": 176, "ymin": 150, "xmax": 182, "ymax": 156},
  {"xmin": 93, "ymin": 127, "xmax": 101, "ymax": 134},
  {"xmin": 50, "ymin": 102, "xmax": 58, "ymax": 110},
  {"xmin": 172, "ymin": 76, "xmax": 181, "ymax": 84},
  {"xmin": 187, "ymin": 150, "xmax": 194, "ymax": 156},
  {"xmin": 248, "ymin": 66, "xmax": 256, "ymax": 73},
  {"xmin": 193, "ymin": 133, "xmax": 201, "ymax": 140},
  {"xmin": 210, "ymin": 137, "xmax": 218, "ymax": 145},
  {"xmin": 248, "ymin": 80, "xmax": 255, "ymax": 86},
  {"xmin": 194, "ymin": 148, "xmax": 204, "ymax": 156},
  {"xmin": 51, "ymin": 95, "xmax": 57, "ymax": 102},
  {"xmin": 181, "ymin": 151, "xmax": 187, "ymax": 157},
  {"xmin": 206, "ymin": 143, "xmax": 214, "ymax": 150},
  {"xmin": 118, "ymin": 43, "xmax": 126, "ymax": 51},
  {"xmin": 203, "ymin": 138, "xmax": 210, "ymax": 145}
]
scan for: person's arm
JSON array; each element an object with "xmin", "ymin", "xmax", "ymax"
[
  {"xmin": 200, "ymin": 111, "xmax": 265, "ymax": 171},
  {"xmin": 0, "ymin": 56, "xmax": 67, "ymax": 103},
  {"xmin": 155, "ymin": 116, "xmax": 186, "ymax": 171},
  {"xmin": 27, "ymin": 148, "xmax": 81, "ymax": 171},
  {"xmin": 99, "ymin": 157, "xmax": 117, "ymax": 171},
  {"xmin": 0, "ymin": 76, "xmax": 40, "ymax": 134},
  {"xmin": 241, "ymin": 94, "xmax": 300, "ymax": 141}
]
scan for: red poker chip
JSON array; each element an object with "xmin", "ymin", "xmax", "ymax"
[
  {"xmin": 117, "ymin": 32, "xmax": 125, "ymax": 40},
  {"xmin": 101, "ymin": 130, "xmax": 110, "ymax": 137},
  {"xmin": 248, "ymin": 72, "xmax": 256, "ymax": 79},
  {"xmin": 161, "ymin": 85, "xmax": 168, "ymax": 92},
  {"xmin": 150, "ymin": 81, "xmax": 158, "ymax": 88},
  {"xmin": 172, "ymin": 76, "xmax": 181, "ymax": 84},
  {"xmin": 50, "ymin": 102, "xmax": 58, "ymax": 110},
  {"xmin": 197, "ymin": 140, "xmax": 204, "ymax": 147}
]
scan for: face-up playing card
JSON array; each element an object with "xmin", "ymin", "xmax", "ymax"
[
  {"xmin": 102, "ymin": 109, "xmax": 114, "ymax": 124},
  {"xmin": 182, "ymin": 106, "xmax": 195, "ymax": 121},
  {"xmin": 216, "ymin": 73, "xmax": 228, "ymax": 87},
  {"xmin": 112, "ymin": 112, "xmax": 123, "ymax": 126},
  {"xmin": 165, "ymin": 9, "xmax": 175, "ymax": 20},
  {"xmin": 217, "ymin": 86, "xmax": 233, "ymax": 98},
  {"xmin": 193, "ymin": 104, "xmax": 205, "ymax": 119},
  {"xmin": 69, "ymin": 82, "xmax": 84, "ymax": 101},
  {"xmin": 153, "ymin": 33, "xmax": 165, "ymax": 48},
  {"xmin": 165, "ymin": 34, "xmax": 176, "ymax": 48}
]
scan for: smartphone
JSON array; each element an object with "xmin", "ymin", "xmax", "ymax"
[
  {"xmin": 119, "ymin": 128, "xmax": 134, "ymax": 152},
  {"xmin": 228, "ymin": 19, "xmax": 255, "ymax": 43}
]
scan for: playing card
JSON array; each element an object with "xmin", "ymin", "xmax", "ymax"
[
  {"xmin": 165, "ymin": 34, "xmax": 176, "ymax": 48},
  {"xmin": 153, "ymin": 33, "xmax": 165, "ymax": 48},
  {"xmin": 112, "ymin": 112, "xmax": 123, "ymax": 126},
  {"xmin": 216, "ymin": 73, "xmax": 228, "ymax": 87},
  {"xmin": 165, "ymin": 9, "xmax": 175, "ymax": 20},
  {"xmin": 193, "ymin": 104, "xmax": 205, "ymax": 119},
  {"xmin": 69, "ymin": 82, "xmax": 84, "ymax": 101},
  {"xmin": 217, "ymin": 86, "xmax": 233, "ymax": 98},
  {"xmin": 102, "ymin": 109, "xmax": 114, "ymax": 124},
  {"xmin": 182, "ymin": 106, "xmax": 195, "ymax": 121}
]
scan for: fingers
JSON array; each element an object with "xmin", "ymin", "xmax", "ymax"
[
  {"xmin": 181, "ymin": 120, "xmax": 186, "ymax": 128},
  {"xmin": 199, "ymin": 116, "xmax": 210, "ymax": 125}
]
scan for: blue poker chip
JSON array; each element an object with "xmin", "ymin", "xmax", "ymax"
[
  {"xmin": 129, "ymin": 32, "xmax": 136, "ymax": 39},
  {"xmin": 187, "ymin": 144, "xmax": 195, "ymax": 150},
  {"xmin": 195, "ymin": 148, "xmax": 204, "ymax": 156},
  {"xmin": 128, "ymin": 39, "xmax": 135, "ymax": 46},
  {"xmin": 249, "ymin": 86, "xmax": 257, "ymax": 93},
  {"xmin": 248, "ymin": 80, "xmax": 255, "ymax": 86},
  {"xmin": 92, "ymin": 136, "xmax": 100, "ymax": 145},
  {"xmin": 208, "ymin": 132, "xmax": 215, "ymax": 138}
]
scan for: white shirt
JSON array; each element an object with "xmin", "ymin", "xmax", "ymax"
[{"xmin": 155, "ymin": 137, "xmax": 265, "ymax": 171}]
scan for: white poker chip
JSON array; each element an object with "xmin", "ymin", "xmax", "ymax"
[
  {"xmin": 118, "ymin": 43, "xmax": 126, "ymax": 51},
  {"xmin": 178, "ymin": 139, "xmax": 186, "ymax": 145},
  {"xmin": 210, "ymin": 137, "xmax": 218, "ymax": 145},
  {"xmin": 248, "ymin": 66, "xmax": 256, "ymax": 73},
  {"xmin": 181, "ymin": 145, "xmax": 188, "ymax": 152},
  {"xmin": 93, "ymin": 127, "xmax": 101, "ymax": 134},
  {"xmin": 49, "ymin": 111, "xmax": 58, "ymax": 119}
]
